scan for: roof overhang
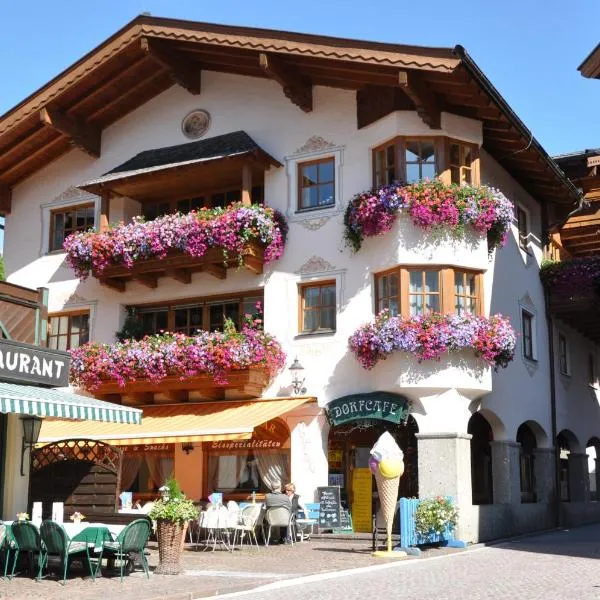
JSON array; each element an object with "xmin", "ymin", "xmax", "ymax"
[
  {"xmin": 579, "ymin": 43, "xmax": 600, "ymax": 79},
  {"xmin": 0, "ymin": 14, "xmax": 580, "ymax": 212}
]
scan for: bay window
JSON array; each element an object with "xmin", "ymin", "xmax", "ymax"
[{"xmin": 375, "ymin": 266, "xmax": 483, "ymax": 317}]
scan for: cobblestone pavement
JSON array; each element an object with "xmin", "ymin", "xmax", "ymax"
[
  {"xmin": 220, "ymin": 524, "xmax": 600, "ymax": 600},
  {"xmin": 3, "ymin": 525, "xmax": 600, "ymax": 600},
  {"xmin": 0, "ymin": 536, "xmax": 454, "ymax": 600}
]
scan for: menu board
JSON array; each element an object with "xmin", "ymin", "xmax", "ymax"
[
  {"xmin": 338, "ymin": 508, "xmax": 353, "ymax": 532},
  {"xmin": 317, "ymin": 486, "xmax": 342, "ymax": 529},
  {"xmin": 351, "ymin": 468, "xmax": 373, "ymax": 533}
]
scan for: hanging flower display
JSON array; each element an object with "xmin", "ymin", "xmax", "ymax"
[
  {"xmin": 540, "ymin": 256, "xmax": 600, "ymax": 296},
  {"xmin": 343, "ymin": 180, "xmax": 514, "ymax": 253},
  {"xmin": 348, "ymin": 310, "xmax": 516, "ymax": 371},
  {"xmin": 69, "ymin": 318, "xmax": 286, "ymax": 391},
  {"xmin": 63, "ymin": 203, "xmax": 288, "ymax": 280}
]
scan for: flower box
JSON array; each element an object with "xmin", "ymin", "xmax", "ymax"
[
  {"xmin": 69, "ymin": 322, "xmax": 286, "ymax": 400},
  {"xmin": 343, "ymin": 180, "xmax": 513, "ymax": 254},
  {"xmin": 64, "ymin": 203, "xmax": 287, "ymax": 292},
  {"xmin": 349, "ymin": 311, "xmax": 516, "ymax": 371}
]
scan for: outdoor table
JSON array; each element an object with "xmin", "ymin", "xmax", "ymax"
[{"xmin": 62, "ymin": 522, "xmax": 126, "ymax": 552}]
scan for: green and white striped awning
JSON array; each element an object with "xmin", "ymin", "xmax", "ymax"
[{"xmin": 0, "ymin": 382, "xmax": 142, "ymax": 424}]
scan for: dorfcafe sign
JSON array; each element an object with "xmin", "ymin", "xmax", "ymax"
[
  {"xmin": 326, "ymin": 392, "xmax": 409, "ymax": 427},
  {"xmin": 0, "ymin": 339, "xmax": 70, "ymax": 388}
]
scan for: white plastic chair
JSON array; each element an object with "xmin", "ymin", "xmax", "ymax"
[
  {"xmin": 264, "ymin": 506, "xmax": 294, "ymax": 546},
  {"xmin": 232, "ymin": 504, "xmax": 261, "ymax": 550}
]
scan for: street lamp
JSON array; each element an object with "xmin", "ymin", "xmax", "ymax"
[
  {"xmin": 289, "ymin": 357, "xmax": 307, "ymax": 395},
  {"xmin": 20, "ymin": 416, "xmax": 43, "ymax": 477}
]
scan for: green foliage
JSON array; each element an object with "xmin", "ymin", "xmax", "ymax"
[
  {"xmin": 0, "ymin": 255, "xmax": 5, "ymax": 281},
  {"xmin": 414, "ymin": 496, "xmax": 458, "ymax": 538},
  {"xmin": 116, "ymin": 307, "xmax": 146, "ymax": 341},
  {"xmin": 149, "ymin": 479, "xmax": 198, "ymax": 523}
]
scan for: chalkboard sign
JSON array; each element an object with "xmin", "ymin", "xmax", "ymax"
[
  {"xmin": 337, "ymin": 508, "xmax": 353, "ymax": 533},
  {"xmin": 317, "ymin": 486, "xmax": 341, "ymax": 528}
]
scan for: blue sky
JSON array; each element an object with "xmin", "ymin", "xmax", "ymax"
[{"xmin": 1, "ymin": 0, "xmax": 600, "ymax": 157}]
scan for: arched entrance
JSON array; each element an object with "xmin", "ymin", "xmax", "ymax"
[
  {"xmin": 468, "ymin": 412, "xmax": 493, "ymax": 505},
  {"xmin": 325, "ymin": 392, "xmax": 417, "ymax": 533}
]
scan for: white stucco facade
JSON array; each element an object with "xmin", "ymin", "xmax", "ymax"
[{"xmin": 3, "ymin": 71, "xmax": 599, "ymax": 541}]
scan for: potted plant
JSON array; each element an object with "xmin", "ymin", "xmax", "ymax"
[
  {"xmin": 149, "ymin": 479, "xmax": 198, "ymax": 575},
  {"xmin": 70, "ymin": 511, "xmax": 86, "ymax": 524},
  {"xmin": 16, "ymin": 512, "xmax": 29, "ymax": 522},
  {"xmin": 414, "ymin": 496, "xmax": 458, "ymax": 544}
]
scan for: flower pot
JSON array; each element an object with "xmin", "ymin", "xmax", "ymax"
[
  {"xmin": 73, "ymin": 517, "xmax": 81, "ymax": 524},
  {"xmin": 154, "ymin": 519, "xmax": 189, "ymax": 575}
]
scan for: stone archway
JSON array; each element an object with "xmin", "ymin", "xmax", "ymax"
[{"xmin": 468, "ymin": 412, "xmax": 494, "ymax": 505}]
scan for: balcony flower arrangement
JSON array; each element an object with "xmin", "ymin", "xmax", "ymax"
[
  {"xmin": 63, "ymin": 203, "xmax": 288, "ymax": 280},
  {"xmin": 70, "ymin": 316, "xmax": 286, "ymax": 391},
  {"xmin": 343, "ymin": 179, "xmax": 513, "ymax": 254},
  {"xmin": 540, "ymin": 256, "xmax": 600, "ymax": 297},
  {"xmin": 414, "ymin": 497, "xmax": 458, "ymax": 541},
  {"xmin": 349, "ymin": 310, "xmax": 516, "ymax": 371}
]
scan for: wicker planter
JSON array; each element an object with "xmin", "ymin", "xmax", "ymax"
[{"xmin": 154, "ymin": 519, "xmax": 189, "ymax": 575}]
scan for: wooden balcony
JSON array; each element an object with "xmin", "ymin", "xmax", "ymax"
[
  {"xmin": 96, "ymin": 241, "xmax": 264, "ymax": 292},
  {"xmin": 546, "ymin": 288, "xmax": 600, "ymax": 343},
  {"xmin": 94, "ymin": 366, "xmax": 270, "ymax": 405}
]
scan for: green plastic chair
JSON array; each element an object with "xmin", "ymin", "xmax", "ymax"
[
  {"xmin": 9, "ymin": 521, "xmax": 46, "ymax": 580},
  {"xmin": 96, "ymin": 519, "xmax": 151, "ymax": 582},
  {"xmin": 40, "ymin": 520, "xmax": 95, "ymax": 584}
]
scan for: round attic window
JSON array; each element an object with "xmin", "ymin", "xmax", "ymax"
[{"xmin": 182, "ymin": 110, "xmax": 211, "ymax": 139}]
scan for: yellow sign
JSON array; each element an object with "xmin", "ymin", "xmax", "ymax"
[{"xmin": 352, "ymin": 468, "xmax": 373, "ymax": 533}]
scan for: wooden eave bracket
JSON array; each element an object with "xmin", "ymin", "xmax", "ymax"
[
  {"xmin": 39, "ymin": 107, "xmax": 101, "ymax": 158},
  {"xmin": 0, "ymin": 184, "xmax": 11, "ymax": 215},
  {"xmin": 141, "ymin": 37, "xmax": 201, "ymax": 95},
  {"xmin": 398, "ymin": 70, "xmax": 440, "ymax": 129},
  {"xmin": 258, "ymin": 53, "xmax": 312, "ymax": 113}
]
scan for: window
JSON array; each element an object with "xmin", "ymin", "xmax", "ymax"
[
  {"xmin": 516, "ymin": 207, "xmax": 528, "ymax": 250},
  {"xmin": 454, "ymin": 271, "xmax": 478, "ymax": 315},
  {"xmin": 50, "ymin": 204, "xmax": 95, "ymax": 251},
  {"xmin": 558, "ymin": 333, "xmax": 569, "ymax": 375},
  {"xmin": 375, "ymin": 267, "xmax": 483, "ymax": 317},
  {"xmin": 589, "ymin": 353, "xmax": 597, "ymax": 386},
  {"xmin": 408, "ymin": 270, "xmax": 440, "ymax": 316},
  {"xmin": 405, "ymin": 140, "xmax": 436, "ymax": 182},
  {"xmin": 297, "ymin": 158, "xmax": 335, "ymax": 210},
  {"xmin": 300, "ymin": 282, "xmax": 336, "ymax": 333},
  {"xmin": 376, "ymin": 270, "xmax": 400, "ymax": 316},
  {"xmin": 141, "ymin": 187, "xmax": 262, "ymax": 221},
  {"xmin": 521, "ymin": 310, "xmax": 534, "ymax": 360},
  {"xmin": 48, "ymin": 312, "xmax": 90, "ymax": 350},
  {"xmin": 448, "ymin": 141, "xmax": 475, "ymax": 185},
  {"xmin": 131, "ymin": 292, "xmax": 262, "ymax": 337},
  {"xmin": 373, "ymin": 141, "xmax": 399, "ymax": 187}
]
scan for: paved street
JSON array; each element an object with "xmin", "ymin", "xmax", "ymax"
[
  {"xmin": 2, "ymin": 525, "xmax": 600, "ymax": 599},
  {"xmin": 211, "ymin": 525, "xmax": 600, "ymax": 600}
]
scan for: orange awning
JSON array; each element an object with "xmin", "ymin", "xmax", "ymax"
[{"xmin": 37, "ymin": 397, "xmax": 313, "ymax": 446}]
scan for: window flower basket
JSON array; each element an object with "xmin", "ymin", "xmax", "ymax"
[
  {"xmin": 343, "ymin": 180, "xmax": 513, "ymax": 254},
  {"xmin": 414, "ymin": 497, "xmax": 458, "ymax": 544},
  {"xmin": 149, "ymin": 480, "xmax": 199, "ymax": 575},
  {"xmin": 349, "ymin": 310, "xmax": 516, "ymax": 371},
  {"xmin": 69, "ymin": 317, "xmax": 286, "ymax": 392},
  {"xmin": 540, "ymin": 256, "xmax": 600, "ymax": 298},
  {"xmin": 64, "ymin": 203, "xmax": 288, "ymax": 280}
]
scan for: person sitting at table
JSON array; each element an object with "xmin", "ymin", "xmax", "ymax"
[
  {"xmin": 265, "ymin": 482, "xmax": 292, "ymax": 543},
  {"xmin": 284, "ymin": 482, "xmax": 310, "ymax": 542}
]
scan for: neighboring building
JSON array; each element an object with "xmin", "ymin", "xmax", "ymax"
[{"xmin": 0, "ymin": 15, "xmax": 595, "ymax": 541}]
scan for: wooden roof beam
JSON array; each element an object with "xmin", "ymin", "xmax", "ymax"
[
  {"xmin": 398, "ymin": 70, "xmax": 440, "ymax": 129},
  {"xmin": 0, "ymin": 184, "xmax": 11, "ymax": 215},
  {"xmin": 39, "ymin": 107, "xmax": 101, "ymax": 158},
  {"xmin": 141, "ymin": 38, "xmax": 201, "ymax": 95},
  {"xmin": 259, "ymin": 53, "xmax": 312, "ymax": 113}
]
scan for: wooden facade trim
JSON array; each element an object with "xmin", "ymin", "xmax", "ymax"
[
  {"xmin": 141, "ymin": 37, "xmax": 201, "ymax": 95},
  {"xmin": 397, "ymin": 70, "xmax": 441, "ymax": 129},
  {"xmin": 39, "ymin": 107, "xmax": 101, "ymax": 158},
  {"xmin": 0, "ymin": 184, "xmax": 11, "ymax": 215},
  {"xmin": 258, "ymin": 53, "xmax": 312, "ymax": 113}
]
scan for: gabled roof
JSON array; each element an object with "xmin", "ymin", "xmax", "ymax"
[
  {"xmin": 579, "ymin": 43, "xmax": 600, "ymax": 79},
  {"xmin": 0, "ymin": 14, "xmax": 580, "ymax": 214}
]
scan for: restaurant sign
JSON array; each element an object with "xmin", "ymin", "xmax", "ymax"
[
  {"xmin": 0, "ymin": 339, "xmax": 70, "ymax": 387},
  {"xmin": 326, "ymin": 392, "xmax": 409, "ymax": 427}
]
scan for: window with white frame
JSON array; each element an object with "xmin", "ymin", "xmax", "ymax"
[{"xmin": 558, "ymin": 333, "xmax": 569, "ymax": 375}]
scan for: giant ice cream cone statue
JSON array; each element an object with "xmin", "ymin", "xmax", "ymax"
[{"xmin": 370, "ymin": 431, "xmax": 406, "ymax": 558}]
